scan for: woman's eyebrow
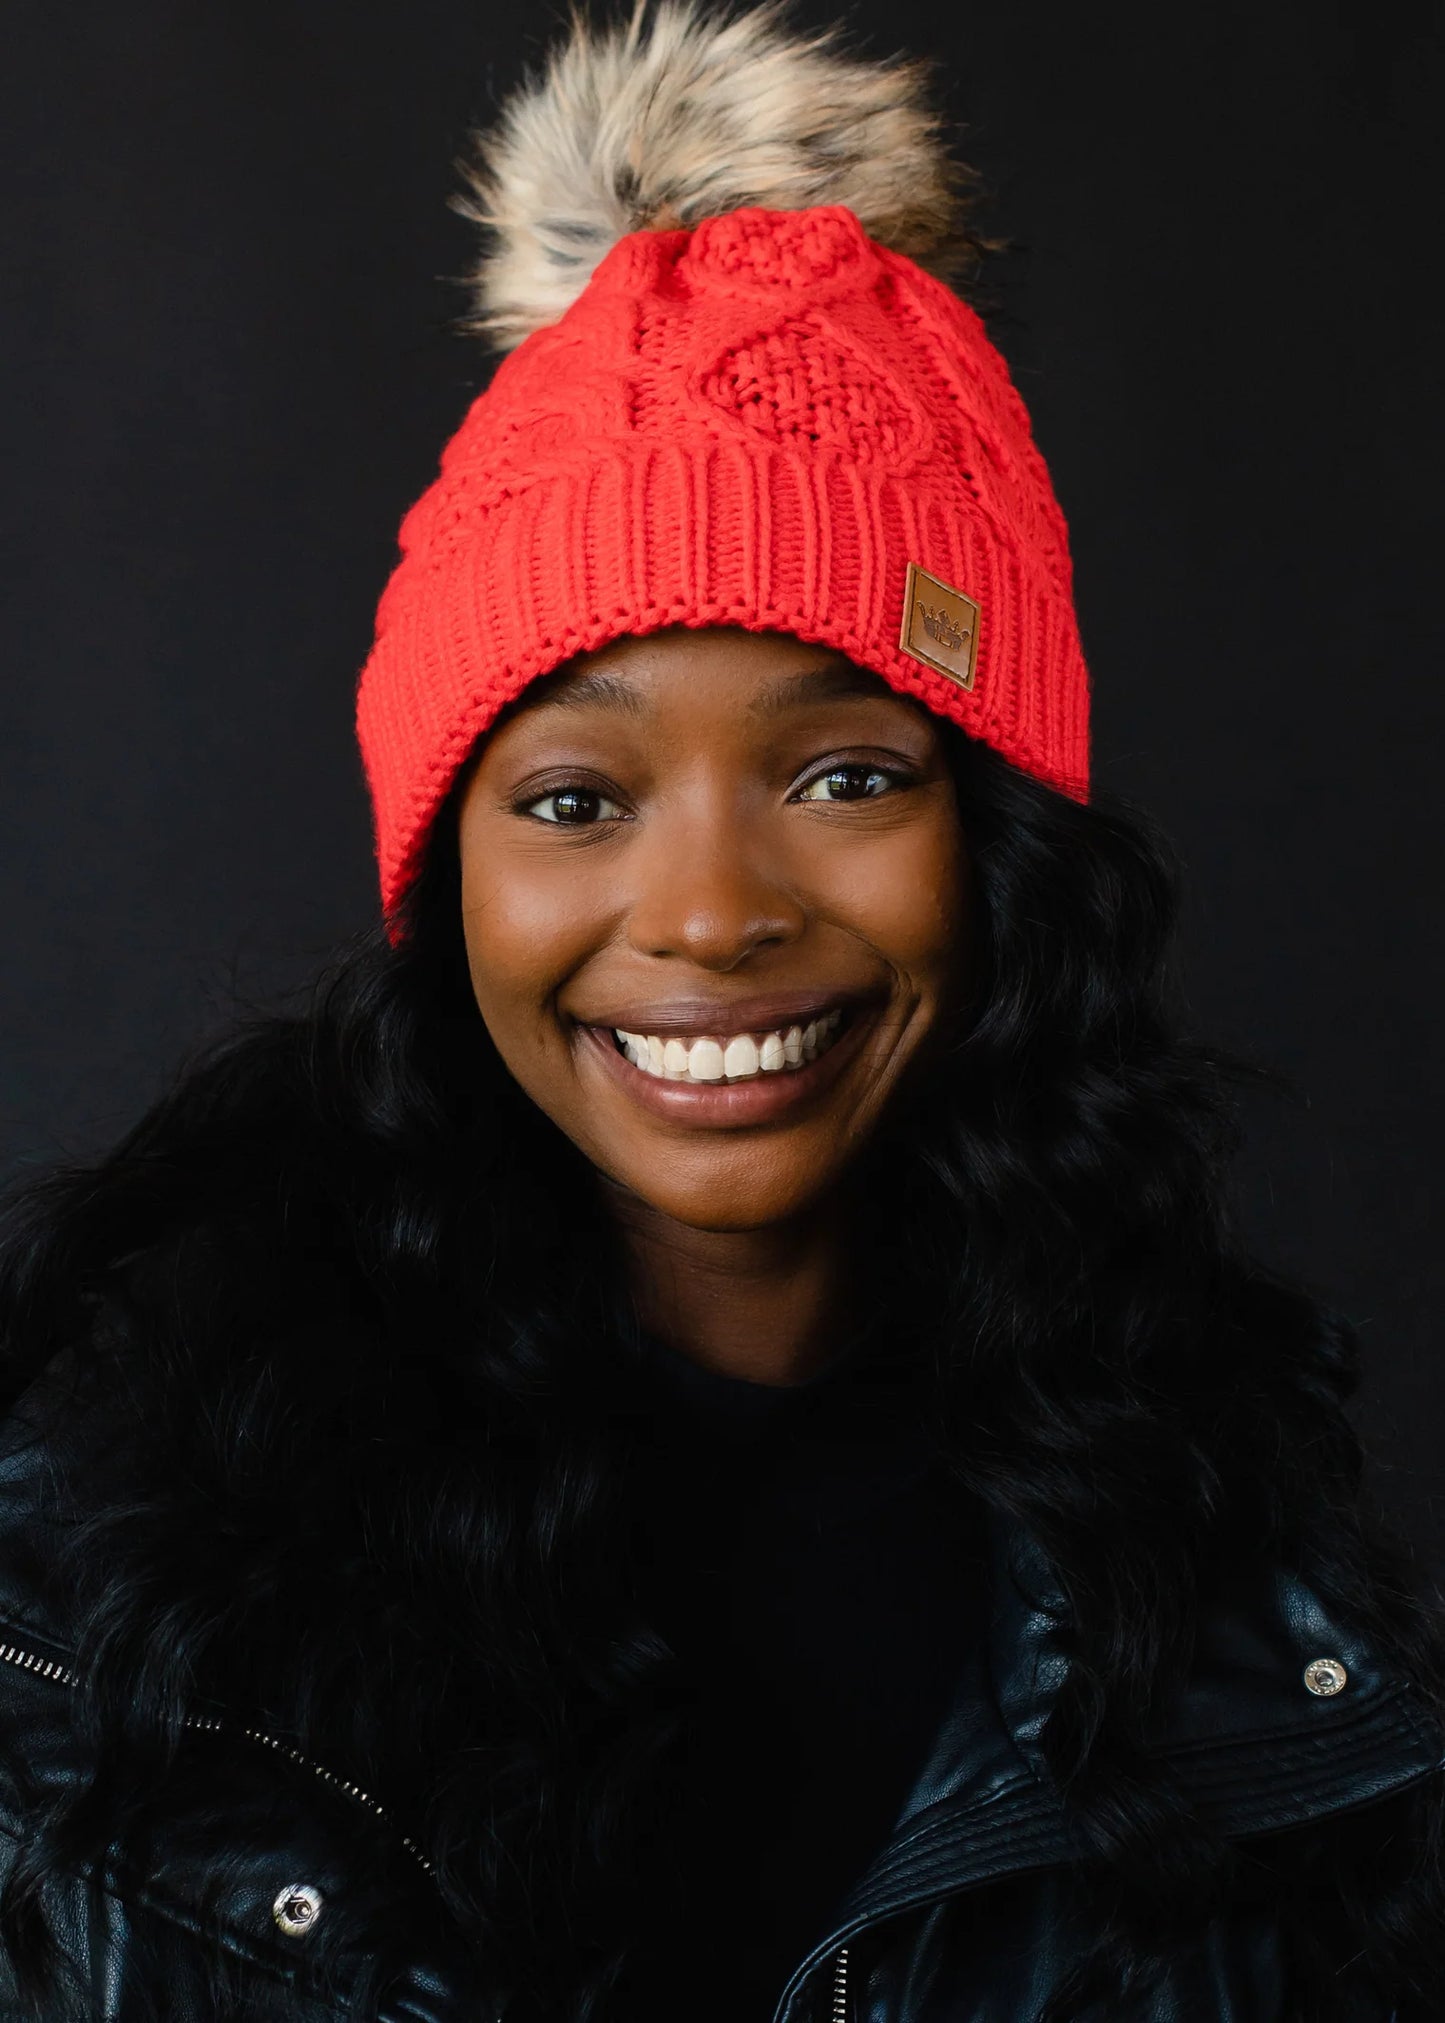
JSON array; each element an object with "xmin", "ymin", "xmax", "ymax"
[
  {"xmin": 749, "ymin": 661, "xmax": 890, "ymax": 717},
  {"xmin": 536, "ymin": 669, "xmax": 650, "ymax": 719},
  {"xmin": 531, "ymin": 657, "xmax": 886, "ymax": 721}
]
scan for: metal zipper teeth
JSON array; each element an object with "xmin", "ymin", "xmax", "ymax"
[
  {"xmin": 0, "ymin": 1638, "xmax": 432, "ymax": 1876},
  {"xmin": 0, "ymin": 1640, "xmax": 77, "ymax": 1686},
  {"xmin": 830, "ymin": 1943, "xmax": 848, "ymax": 2021}
]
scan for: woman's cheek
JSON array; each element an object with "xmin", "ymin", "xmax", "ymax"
[
  {"xmin": 464, "ymin": 849, "xmax": 611, "ymax": 984},
  {"xmin": 461, "ymin": 849, "xmax": 626, "ymax": 1110},
  {"xmin": 812, "ymin": 819, "xmax": 970, "ymax": 988}
]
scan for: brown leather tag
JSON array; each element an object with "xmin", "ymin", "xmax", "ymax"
[{"xmin": 899, "ymin": 562, "xmax": 980, "ymax": 690}]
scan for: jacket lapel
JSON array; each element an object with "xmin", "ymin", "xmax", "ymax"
[{"xmin": 770, "ymin": 1509, "xmax": 1442, "ymax": 2023}]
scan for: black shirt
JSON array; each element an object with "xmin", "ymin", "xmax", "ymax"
[{"xmin": 615, "ymin": 1334, "xmax": 986, "ymax": 2022}]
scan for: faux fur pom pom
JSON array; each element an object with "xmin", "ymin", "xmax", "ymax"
[{"xmin": 456, "ymin": 1, "xmax": 970, "ymax": 351}]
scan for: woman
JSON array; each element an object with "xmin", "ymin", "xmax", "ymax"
[{"xmin": 1, "ymin": 6, "xmax": 1440, "ymax": 2020}]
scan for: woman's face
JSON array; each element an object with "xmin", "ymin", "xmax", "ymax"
[{"xmin": 457, "ymin": 627, "xmax": 971, "ymax": 1232}]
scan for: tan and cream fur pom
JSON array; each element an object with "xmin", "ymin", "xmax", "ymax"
[{"xmin": 456, "ymin": 1, "xmax": 968, "ymax": 351}]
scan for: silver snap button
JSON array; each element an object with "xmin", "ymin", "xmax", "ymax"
[
  {"xmin": 272, "ymin": 1882, "xmax": 324, "ymax": 1937},
  {"xmin": 1303, "ymin": 1656, "xmax": 1348, "ymax": 1697}
]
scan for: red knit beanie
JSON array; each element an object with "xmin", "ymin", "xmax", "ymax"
[{"xmin": 357, "ymin": 8, "xmax": 1090, "ymax": 919}]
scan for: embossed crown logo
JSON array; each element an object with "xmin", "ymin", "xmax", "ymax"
[
  {"xmin": 917, "ymin": 602, "xmax": 969, "ymax": 652},
  {"xmin": 899, "ymin": 562, "xmax": 982, "ymax": 691}
]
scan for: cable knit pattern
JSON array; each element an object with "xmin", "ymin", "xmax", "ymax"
[{"xmin": 357, "ymin": 205, "xmax": 1090, "ymax": 915}]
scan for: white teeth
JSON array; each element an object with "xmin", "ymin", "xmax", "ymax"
[
  {"xmin": 723, "ymin": 1035, "xmax": 759, "ymax": 1079},
  {"xmin": 612, "ymin": 1011, "xmax": 851, "ymax": 1084}
]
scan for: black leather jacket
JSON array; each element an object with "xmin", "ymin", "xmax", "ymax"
[{"xmin": 0, "ymin": 1372, "xmax": 1439, "ymax": 2023}]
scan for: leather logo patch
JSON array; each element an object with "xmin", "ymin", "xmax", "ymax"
[{"xmin": 899, "ymin": 562, "xmax": 980, "ymax": 691}]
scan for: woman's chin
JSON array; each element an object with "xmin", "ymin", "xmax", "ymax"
[{"xmin": 597, "ymin": 1147, "xmax": 848, "ymax": 1237}]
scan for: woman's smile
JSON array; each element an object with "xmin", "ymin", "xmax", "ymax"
[{"xmin": 575, "ymin": 992, "xmax": 878, "ymax": 1128}]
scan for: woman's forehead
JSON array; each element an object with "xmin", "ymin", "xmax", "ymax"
[{"xmin": 509, "ymin": 630, "xmax": 906, "ymax": 725}]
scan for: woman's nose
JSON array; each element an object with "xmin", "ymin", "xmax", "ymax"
[{"xmin": 625, "ymin": 817, "xmax": 806, "ymax": 971}]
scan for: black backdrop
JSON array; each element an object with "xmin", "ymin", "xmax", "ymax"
[{"xmin": 5, "ymin": 2, "xmax": 1442, "ymax": 1565}]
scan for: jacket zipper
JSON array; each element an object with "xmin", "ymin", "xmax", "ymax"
[
  {"xmin": 0, "ymin": 1635, "xmax": 433, "ymax": 1876},
  {"xmin": 5, "ymin": 1636, "xmax": 852, "ymax": 2004},
  {"xmin": 829, "ymin": 1944, "xmax": 849, "ymax": 2020}
]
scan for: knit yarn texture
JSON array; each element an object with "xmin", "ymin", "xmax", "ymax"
[{"xmin": 357, "ymin": 205, "xmax": 1090, "ymax": 915}]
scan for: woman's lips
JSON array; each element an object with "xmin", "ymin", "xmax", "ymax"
[
  {"xmin": 584, "ymin": 988, "xmax": 862, "ymax": 1040},
  {"xmin": 575, "ymin": 1002, "xmax": 875, "ymax": 1129}
]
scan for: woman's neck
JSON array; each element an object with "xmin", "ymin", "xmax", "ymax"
[{"xmin": 605, "ymin": 1183, "xmax": 853, "ymax": 1387}]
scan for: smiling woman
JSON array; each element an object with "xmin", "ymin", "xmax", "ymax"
[
  {"xmin": 457, "ymin": 632, "xmax": 970, "ymax": 1386},
  {"xmin": 1, "ymin": 5, "xmax": 1443, "ymax": 2023},
  {"xmin": 458, "ymin": 634, "xmax": 969, "ymax": 1311}
]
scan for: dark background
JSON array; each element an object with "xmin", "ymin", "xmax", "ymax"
[{"xmin": 5, "ymin": 4, "xmax": 1442, "ymax": 1562}]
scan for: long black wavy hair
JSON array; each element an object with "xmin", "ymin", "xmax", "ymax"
[{"xmin": 1, "ymin": 727, "xmax": 1441, "ymax": 2020}]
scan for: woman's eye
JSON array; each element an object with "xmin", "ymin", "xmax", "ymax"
[
  {"xmin": 523, "ymin": 787, "xmax": 626, "ymax": 825},
  {"xmin": 796, "ymin": 765, "xmax": 896, "ymax": 803}
]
